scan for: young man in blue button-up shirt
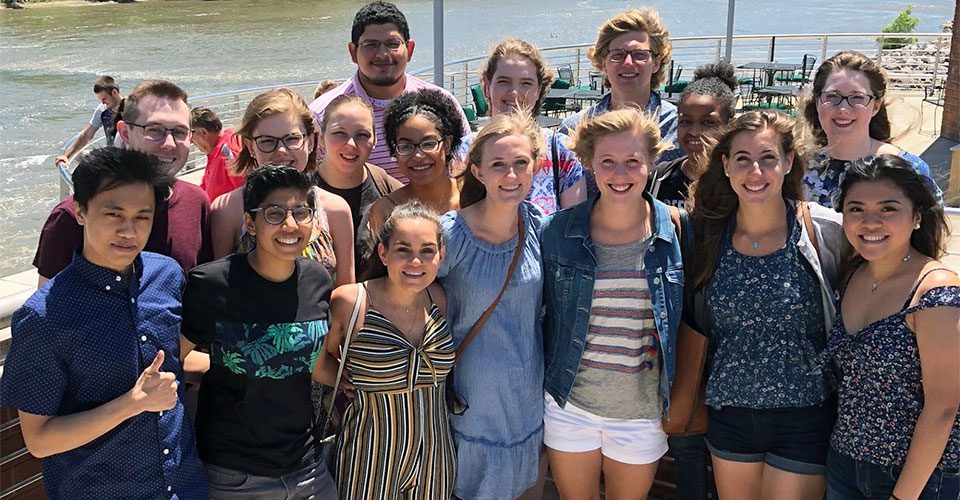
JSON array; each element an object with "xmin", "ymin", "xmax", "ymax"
[{"xmin": 0, "ymin": 147, "xmax": 207, "ymax": 499}]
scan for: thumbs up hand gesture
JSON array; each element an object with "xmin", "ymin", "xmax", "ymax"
[{"xmin": 129, "ymin": 350, "xmax": 179, "ymax": 413}]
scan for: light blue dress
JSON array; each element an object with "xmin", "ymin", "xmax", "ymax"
[{"xmin": 438, "ymin": 201, "xmax": 545, "ymax": 500}]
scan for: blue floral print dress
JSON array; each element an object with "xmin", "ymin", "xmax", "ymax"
[{"xmin": 827, "ymin": 268, "xmax": 960, "ymax": 470}]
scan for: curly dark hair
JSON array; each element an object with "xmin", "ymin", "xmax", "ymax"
[
  {"xmin": 681, "ymin": 62, "xmax": 738, "ymax": 120},
  {"xmin": 383, "ymin": 89, "xmax": 466, "ymax": 165}
]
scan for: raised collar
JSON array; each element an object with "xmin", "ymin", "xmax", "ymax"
[
  {"xmin": 593, "ymin": 90, "xmax": 663, "ymax": 118},
  {"xmin": 563, "ymin": 190, "xmax": 677, "ymax": 246},
  {"xmin": 72, "ymin": 250, "xmax": 142, "ymax": 296}
]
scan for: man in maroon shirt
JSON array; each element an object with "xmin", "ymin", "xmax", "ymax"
[{"xmin": 34, "ymin": 80, "xmax": 213, "ymax": 287}]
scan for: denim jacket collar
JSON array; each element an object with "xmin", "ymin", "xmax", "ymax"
[{"xmin": 563, "ymin": 190, "xmax": 678, "ymax": 248}]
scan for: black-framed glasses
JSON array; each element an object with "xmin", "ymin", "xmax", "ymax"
[
  {"xmin": 817, "ymin": 91, "xmax": 876, "ymax": 108},
  {"xmin": 248, "ymin": 205, "xmax": 314, "ymax": 225},
  {"xmin": 358, "ymin": 39, "xmax": 405, "ymax": 53},
  {"xmin": 127, "ymin": 122, "xmax": 192, "ymax": 143},
  {"xmin": 606, "ymin": 49, "xmax": 656, "ymax": 64},
  {"xmin": 395, "ymin": 139, "xmax": 442, "ymax": 156},
  {"xmin": 252, "ymin": 133, "xmax": 307, "ymax": 154}
]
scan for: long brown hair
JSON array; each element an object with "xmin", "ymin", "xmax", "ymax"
[
  {"xmin": 688, "ymin": 110, "xmax": 809, "ymax": 290},
  {"xmin": 233, "ymin": 88, "xmax": 319, "ymax": 175},
  {"xmin": 458, "ymin": 112, "xmax": 544, "ymax": 208},
  {"xmin": 802, "ymin": 50, "xmax": 891, "ymax": 147},
  {"xmin": 479, "ymin": 38, "xmax": 554, "ymax": 116}
]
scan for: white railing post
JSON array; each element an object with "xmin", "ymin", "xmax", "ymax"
[
  {"xmin": 715, "ymin": 40, "xmax": 722, "ymax": 63},
  {"xmin": 821, "ymin": 36, "xmax": 829, "ymax": 64}
]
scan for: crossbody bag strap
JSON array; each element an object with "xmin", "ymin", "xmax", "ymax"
[
  {"xmin": 551, "ymin": 133, "xmax": 562, "ymax": 205},
  {"xmin": 799, "ymin": 201, "xmax": 821, "ymax": 261},
  {"xmin": 454, "ymin": 212, "xmax": 526, "ymax": 360},
  {"xmin": 319, "ymin": 284, "xmax": 364, "ymax": 440}
]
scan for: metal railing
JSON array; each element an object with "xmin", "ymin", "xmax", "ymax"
[{"xmin": 56, "ymin": 31, "xmax": 950, "ymax": 197}]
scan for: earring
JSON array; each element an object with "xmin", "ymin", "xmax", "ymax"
[
  {"xmin": 785, "ymin": 168, "xmax": 792, "ymax": 174},
  {"xmin": 914, "ymin": 222, "xmax": 921, "ymax": 230},
  {"xmin": 724, "ymin": 170, "xmax": 730, "ymax": 177}
]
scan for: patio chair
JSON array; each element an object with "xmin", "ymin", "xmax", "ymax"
[
  {"xmin": 663, "ymin": 61, "xmax": 689, "ymax": 98},
  {"xmin": 470, "ymin": 84, "xmax": 489, "ymax": 118},
  {"xmin": 776, "ymin": 54, "xmax": 817, "ymax": 87},
  {"xmin": 543, "ymin": 78, "xmax": 581, "ymax": 116},
  {"xmin": 920, "ymin": 80, "xmax": 945, "ymax": 135}
]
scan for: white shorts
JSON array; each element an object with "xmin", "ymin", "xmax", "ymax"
[{"xmin": 543, "ymin": 393, "xmax": 668, "ymax": 465}]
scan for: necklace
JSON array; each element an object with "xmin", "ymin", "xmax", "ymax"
[
  {"xmin": 382, "ymin": 288, "xmax": 422, "ymax": 337},
  {"xmin": 870, "ymin": 251, "xmax": 913, "ymax": 293}
]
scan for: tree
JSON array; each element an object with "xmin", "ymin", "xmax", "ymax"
[{"xmin": 880, "ymin": 5, "xmax": 920, "ymax": 49}]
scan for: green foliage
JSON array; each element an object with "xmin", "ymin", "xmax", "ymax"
[{"xmin": 879, "ymin": 5, "xmax": 920, "ymax": 49}]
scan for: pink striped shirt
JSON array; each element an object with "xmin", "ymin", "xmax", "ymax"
[{"xmin": 308, "ymin": 72, "xmax": 470, "ymax": 184}]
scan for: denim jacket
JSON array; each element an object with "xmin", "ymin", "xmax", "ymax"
[{"xmin": 541, "ymin": 191, "xmax": 682, "ymax": 417}]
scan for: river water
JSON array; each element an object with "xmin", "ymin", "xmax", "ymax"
[{"xmin": 0, "ymin": 0, "xmax": 952, "ymax": 276}]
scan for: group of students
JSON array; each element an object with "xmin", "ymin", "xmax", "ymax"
[{"xmin": 1, "ymin": 1, "xmax": 958, "ymax": 500}]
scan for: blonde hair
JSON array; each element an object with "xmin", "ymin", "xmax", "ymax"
[
  {"xmin": 568, "ymin": 108, "xmax": 672, "ymax": 170},
  {"xmin": 479, "ymin": 38, "xmax": 555, "ymax": 116},
  {"xmin": 589, "ymin": 8, "xmax": 673, "ymax": 89},
  {"xmin": 233, "ymin": 88, "xmax": 319, "ymax": 175},
  {"xmin": 459, "ymin": 112, "xmax": 545, "ymax": 207}
]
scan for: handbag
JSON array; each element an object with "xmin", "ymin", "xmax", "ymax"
[
  {"xmin": 662, "ymin": 206, "xmax": 709, "ymax": 436},
  {"xmin": 319, "ymin": 284, "xmax": 365, "ymax": 444},
  {"xmin": 445, "ymin": 213, "xmax": 526, "ymax": 415}
]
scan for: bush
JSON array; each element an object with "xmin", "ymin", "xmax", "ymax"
[{"xmin": 879, "ymin": 5, "xmax": 920, "ymax": 49}]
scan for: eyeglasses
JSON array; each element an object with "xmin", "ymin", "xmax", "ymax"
[
  {"xmin": 252, "ymin": 133, "xmax": 307, "ymax": 154},
  {"xmin": 394, "ymin": 139, "xmax": 442, "ymax": 156},
  {"xmin": 606, "ymin": 49, "xmax": 656, "ymax": 64},
  {"xmin": 358, "ymin": 39, "xmax": 405, "ymax": 53},
  {"xmin": 127, "ymin": 122, "xmax": 192, "ymax": 143},
  {"xmin": 248, "ymin": 205, "xmax": 314, "ymax": 225},
  {"xmin": 817, "ymin": 91, "xmax": 876, "ymax": 108}
]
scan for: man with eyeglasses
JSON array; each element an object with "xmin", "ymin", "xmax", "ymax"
[
  {"xmin": 34, "ymin": 80, "xmax": 213, "ymax": 287},
  {"xmin": 308, "ymin": 0, "xmax": 469, "ymax": 183},
  {"xmin": 179, "ymin": 166, "xmax": 336, "ymax": 499},
  {"xmin": 559, "ymin": 8, "xmax": 682, "ymax": 165}
]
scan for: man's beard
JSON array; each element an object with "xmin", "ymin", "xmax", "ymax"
[{"xmin": 363, "ymin": 72, "xmax": 402, "ymax": 88}]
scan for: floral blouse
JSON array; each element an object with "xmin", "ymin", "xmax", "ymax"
[
  {"xmin": 803, "ymin": 150, "xmax": 942, "ymax": 209},
  {"xmin": 828, "ymin": 271, "xmax": 960, "ymax": 470},
  {"xmin": 705, "ymin": 202, "xmax": 830, "ymax": 409}
]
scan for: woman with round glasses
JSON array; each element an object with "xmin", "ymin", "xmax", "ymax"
[
  {"xmin": 209, "ymin": 88, "xmax": 355, "ymax": 286},
  {"xmin": 802, "ymin": 50, "xmax": 941, "ymax": 208},
  {"xmin": 364, "ymin": 89, "xmax": 466, "ymax": 260},
  {"xmin": 559, "ymin": 8, "xmax": 682, "ymax": 165},
  {"xmin": 454, "ymin": 38, "xmax": 585, "ymax": 215}
]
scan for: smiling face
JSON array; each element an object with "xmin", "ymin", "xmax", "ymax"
[
  {"xmin": 76, "ymin": 182, "xmax": 155, "ymax": 274},
  {"xmin": 394, "ymin": 114, "xmax": 450, "ymax": 186},
  {"xmin": 243, "ymin": 187, "xmax": 312, "ymax": 264},
  {"xmin": 119, "ymin": 95, "xmax": 192, "ymax": 175},
  {"xmin": 591, "ymin": 130, "xmax": 651, "ymax": 203},
  {"xmin": 245, "ymin": 112, "xmax": 313, "ymax": 172},
  {"xmin": 677, "ymin": 94, "xmax": 726, "ymax": 158},
  {"xmin": 842, "ymin": 178, "xmax": 918, "ymax": 262},
  {"xmin": 471, "ymin": 133, "xmax": 536, "ymax": 206},
  {"xmin": 723, "ymin": 127, "xmax": 794, "ymax": 206},
  {"xmin": 349, "ymin": 23, "xmax": 414, "ymax": 90},
  {"xmin": 484, "ymin": 54, "xmax": 541, "ymax": 116},
  {"xmin": 816, "ymin": 69, "xmax": 880, "ymax": 144},
  {"xmin": 378, "ymin": 217, "xmax": 444, "ymax": 292},
  {"xmin": 319, "ymin": 102, "xmax": 375, "ymax": 176},
  {"xmin": 602, "ymin": 31, "xmax": 661, "ymax": 98}
]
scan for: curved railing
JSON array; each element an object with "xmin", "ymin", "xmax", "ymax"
[{"xmin": 56, "ymin": 31, "xmax": 950, "ymax": 197}]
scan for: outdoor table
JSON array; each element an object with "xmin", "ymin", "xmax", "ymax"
[{"xmin": 739, "ymin": 61, "xmax": 802, "ymax": 86}]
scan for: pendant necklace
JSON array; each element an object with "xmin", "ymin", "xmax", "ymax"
[
  {"xmin": 752, "ymin": 240, "xmax": 760, "ymax": 249},
  {"xmin": 870, "ymin": 251, "xmax": 913, "ymax": 293}
]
